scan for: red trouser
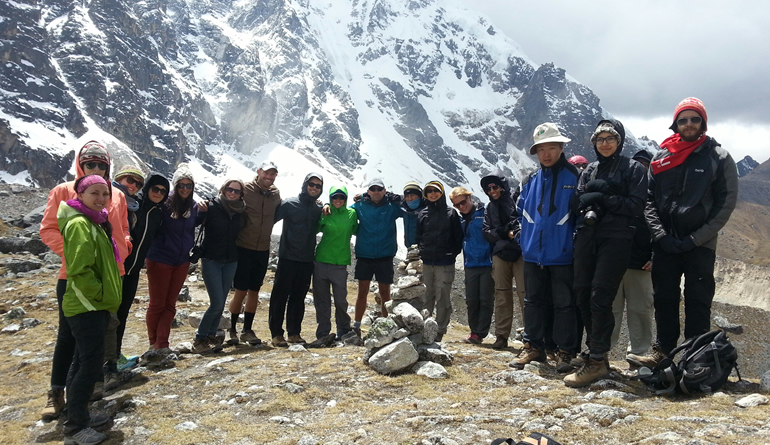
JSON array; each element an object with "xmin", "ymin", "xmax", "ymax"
[{"xmin": 145, "ymin": 259, "xmax": 189, "ymax": 349}]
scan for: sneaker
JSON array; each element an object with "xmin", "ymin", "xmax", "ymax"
[
  {"xmin": 627, "ymin": 346, "xmax": 666, "ymax": 369},
  {"xmin": 287, "ymin": 335, "xmax": 306, "ymax": 345},
  {"xmin": 571, "ymin": 350, "xmax": 589, "ymax": 368},
  {"xmin": 491, "ymin": 335, "xmax": 508, "ymax": 349},
  {"xmin": 89, "ymin": 412, "xmax": 110, "ymax": 428},
  {"xmin": 192, "ymin": 338, "xmax": 214, "ymax": 354},
  {"xmin": 465, "ymin": 333, "xmax": 482, "ymax": 345},
  {"xmin": 207, "ymin": 335, "xmax": 224, "ymax": 352},
  {"xmin": 509, "ymin": 344, "xmax": 547, "ymax": 369},
  {"xmin": 240, "ymin": 330, "xmax": 262, "ymax": 346},
  {"xmin": 41, "ymin": 389, "xmax": 65, "ymax": 421},
  {"xmin": 272, "ymin": 336, "xmax": 288, "ymax": 347},
  {"xmin": 227, "ymin": 329, "xmax": 240, "ymax": 346},
  {"xmin": 563, "ymin": 357, "xmax": 610, "ymax": 388},
  {"xmin": 64, "ymin": 427, "xmax": 107, "ymax": 445},
  {"xmin": 555, "ymin": 350, "xmax": 576, "ymax": 374},
  {"xmin": 89, "ymin": 382, "xmax": 103, "ymax": 402},
  {"xmin": 116, "ymin": 355, "xmax": 138, "ymax": 372}
]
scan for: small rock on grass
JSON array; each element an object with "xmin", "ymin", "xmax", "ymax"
[{"xmin": 735, "ymin": 393, "xmax": 768, "ymax": 408}]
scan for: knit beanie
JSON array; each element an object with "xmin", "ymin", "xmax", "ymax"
[
  {"xmin": 669, "ymin": 97, "xmax": 708, "ymax": 132},
  {"xmin": 422, "ymin": 180, "xmax": 445, "ymax": 198},
  {"xmin": 172, "ymin": 163, "xmax": 195, "ymax": 188},
  {"xmin": 114, "ymin": 165, "xmax": 145, "ymax": 183},
  {"xmin": 78, "ymin": 141, "xmax": 110, "ymax": 165},
  {"xmin": 403, "ymin": 181, "xmax": 422, "ymax": 195},
  {"xmin": 590, "ymin": 123, "xmax": 621, "ymax": 146}
]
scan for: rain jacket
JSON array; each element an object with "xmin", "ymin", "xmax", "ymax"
[
  {"xmin": 351, "ymin": 191, "xmax": 402, "ymax": 259},
  {"xmin": 416, "ymin": 187, "xmax": 463, "ymax": 266},
  {"xmin": 57, "ymin": 202, "xmax": 121, "ymax": 317},
  {"xmin": 40, "ymin": 154, "xmax": 130, "ymax": 279},
  {"xmin": 315, "ymin": 186, "xmax": 359, "ymax": 265},
  {"xmin": 461, "ymin": 202, "xmax": 493, "ymax": 268},
  {"xmin": 236, "ymin": 176, "xmax": 281, "ymax": 251},
  {"xmin": 123, "ymin": 173, "xmax": 169, "ymax": 276},
  {"xmin": 274, "ymin": 173, "xmax": 324, "ymax": 262},
  {"xmin": 481, "ymin": 170, "xmax": 523, "ymax": 263}
]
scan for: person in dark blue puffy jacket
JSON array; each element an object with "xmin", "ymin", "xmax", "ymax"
[
  {"xmin": 400, "ymin": 181, "xmax": 425, "ymax": 248},
  {"xmin": 450, "ymin": 187, "xmax": 494, "ymax": 345}
]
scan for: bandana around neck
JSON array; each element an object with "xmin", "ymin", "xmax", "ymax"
[
  {"xmin": 65, "ymin": 198, "xmax": 121, "ymax": 263},
  {"xmin": 651, "ymin": 134, "xmax": 706, "ymax": 175}
]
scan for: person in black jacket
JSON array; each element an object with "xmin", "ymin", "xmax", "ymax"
[
  {"xmin": 565, "ymin": 119, "xmax": 648, "ymax": 388},
  {"xmin": 111, "ymin": 172, "xmax": 169, "ymax": 375},
  {"xmin": 269, "ymin": 173, "xmax": 324, "ymax": 347},
  {"xmin": 604, "ymin": 149, "xmax": 655, "ymax": 367},
  {"xmin": 191, "ymin": 179, "xmax": 246, "ymax": 353},
  {"xmin": 481, "ymin": 170, "xmax": 524, "ymax": 349},
  {"xmin": 416, "ymin": 181, "xmax": 463, "ymax": 341}
]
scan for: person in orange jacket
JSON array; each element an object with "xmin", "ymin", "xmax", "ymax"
[{"xmin": 40, "ymin": 140, "xmax": 130, "ymax": 420}]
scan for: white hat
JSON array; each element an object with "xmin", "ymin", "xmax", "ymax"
[
  {"xmin": 529, "ymin": 122, "xmax": 571, "ymax": 154},
  {"xmin": 260, "ymin": 160, "xmax": 278, "ymax": 172}
]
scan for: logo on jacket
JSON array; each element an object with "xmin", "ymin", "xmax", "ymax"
[
  {"xmin": 563, "ymin": 185, "xmax": 575, "ymax": 189},
  {"xmin": 694, "ymin": 169, "xmax": 704, "ymax": 173}
]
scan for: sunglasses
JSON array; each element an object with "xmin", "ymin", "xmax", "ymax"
[
  {"xmin": 676, "ymin": 116, "xmax": 703, "ymax": 126},
  {"xmin": 83, "ymin": 161, "xmax": 108, "ymax": 171},
  {"xmin": 486, "ymin": 184, "xmax": 501, "ymax": 192},
  {"xmin": 307, "ymin": 182, "xmax": 323, "ymax": 190},
  {"xmin": 595, "ymin": 136, "xmax": 618, "ymax": 145},
  {"xmin": 176, "ymin": 183, "xmax": 194, "ymax": 190},
  {"xmin": 452, "ymin": 196, "xmax": 470, "ymax": 208},
  {"xmin": 225, "ymin": 186, "xmax": 243, "ymax": 195},
  {"xmin": 150, "ymin": 185, "xmax": 168, "ymax": 194},
  {"xmin": 331, "ymin": 195, "xmax": 346, "ymax": 200},
  {"xmin": 124, "ymin": 176, "xmax": 144, "ymax": 188},
  {"xmin": 425, "ymin": 188, "xmax": 441, "ymax": 194},
  {"xmin": 368, "ymin": 186, "xmax": 384, "ymax": 192}
]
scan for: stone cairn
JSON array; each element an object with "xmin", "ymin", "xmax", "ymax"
[{"xmin": 362, "ymin": 246, "xmax": 454, "ymax": 378}]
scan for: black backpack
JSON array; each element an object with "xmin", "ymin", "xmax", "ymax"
[{"xmin": 640, "ymin": 330, "xmax": 740, "ymax": 395}]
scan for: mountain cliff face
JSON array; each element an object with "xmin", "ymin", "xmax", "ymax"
[
  {"xmin": 737, "ymin": 155, "xmax": 759, "ymax": 178},
  {"xmin": 1, "ymin": 0, "xmax": 646, "ymax": 191}
]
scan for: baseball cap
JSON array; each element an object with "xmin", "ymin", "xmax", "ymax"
[
  {"xmin": 529, "ymin": 122, "xmax": 571, "ymax": 154},
  {"xmin": 367, "ymin": 178, "xmax": 385, "ymax": 189},
  {"xmin": 260, "ymin": 160, "xmax": 278, "ymax": 172}
]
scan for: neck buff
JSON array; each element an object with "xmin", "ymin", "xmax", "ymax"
[
  {"xmin": 407, "ymin": 198, "xmax": 422, "ymax": 210},
  {"xmin": 651, "ymin": 134, "xmax": 706, "ymax": 175}
]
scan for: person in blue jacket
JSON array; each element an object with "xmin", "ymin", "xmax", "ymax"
[
  {"xmin": 510, "ymin": 123, "xmax": 580, "ymax": 373},
  {"xmin": 400, "ymin": 181, "xmax": 425, "ymax": 248},
  {"xmin": 350, "ymin": 178, "xmax": 402, "ymax": 335},
  {"xmin": 450, "ymin": 187, "xmax": 494, "ymax": 345}
]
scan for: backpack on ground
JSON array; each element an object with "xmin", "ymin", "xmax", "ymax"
[{"xmin": 640, "ymin": 329, "xmax": 740, "ymax": 395}]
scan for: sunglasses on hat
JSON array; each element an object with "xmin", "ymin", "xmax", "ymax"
[{"xmin": 84, "ymin": 161, "xmax": 108, "ymax": 171}]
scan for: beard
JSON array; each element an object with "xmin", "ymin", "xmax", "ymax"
[{"xmin": 678, "ymin": 124, "xmax": 704, "ymax": 142}]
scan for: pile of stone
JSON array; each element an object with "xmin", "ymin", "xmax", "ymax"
[
  {"xmin": 362, "ymin": 302, "xmax": 453, "ymax": 378},
  {"xmin": 391, "ymin": 245, "xmax": 424, "ymax": 311}
]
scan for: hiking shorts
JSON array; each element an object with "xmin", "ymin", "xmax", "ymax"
[
  {"xmin": 233, "ymin": 247, "xmax": 270, "ymax": 292},
  {"xmin": 354, "ymin": 256, "xmax": 394, "ymax": 284}
]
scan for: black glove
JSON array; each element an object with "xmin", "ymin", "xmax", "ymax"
[
  {"xmin": 658, "ymin": 234, "xmax": 683, "ymax": 254},
  {"xmin": 585, "ymin": 179, "xmax": 609, "ymax": 194},
  {"xmin": 578, "ymin": 192, "xmax": 604, "ymax": 210},
  {"xmin": 680, "ymin": 236, "xmax": 696, "ymax": 252},
  {"xmin": 386, "ymin": 192, "xmax": 402, "ymax": 204}
]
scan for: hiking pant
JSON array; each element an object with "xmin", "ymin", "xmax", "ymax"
[
  {"xmin": 268, "ymin": 259, "xmax": 313, "ymax": 338},
  {"xmin": 63, "ymin": 310, "xmax": 109, "ymax": 435},
  {"xmin": 652, "ymin": 245, "xmax": 716, "ymax": 353},
  {"xmin": 574, "ymin": 233, "xmax": 632, "ymax": 356},
  {"xmin": 464, "ymin": 266, "xmax": 494, "ymax": 338},
  {"xmin": 146, "ymin": 259, "xmax": 189, "ymax": 349},
  {"xmin": 611, "ymin": 268, "xmax": 654, "ymax": 355},
  {"xmin": 313, "ymin": 261, "xmax": 351, "ymax": 338},
  {"xmin": 116, "ymin": 272, "xmax": 141, "ymax": 357},
  {"xmin": 523, "ymin": 262, "xmax": 576, "ymax": 353},
  {"xmin": 51, "ymin": 279, "xmax": 74, "ymax": 389},
  {"xmin": 492, "ymin": 255, "xmax": 525, "ymax": 338},
  {"xmin": 102, "ymin": 312, "xmax": 119, "ymax": 365},
  {"xmin": 422, "ymin": 264, "xmax": 455, "ymax": 335},
  {"xmin": 197, "ymin": 259, "xmax": 238, "ymax": 339}
]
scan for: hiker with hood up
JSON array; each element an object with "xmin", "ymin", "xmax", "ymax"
[
  {"xmin": 480, "ymin": 170, "xmax": 524, "ymax": 350},
  {"xmin": 312, "ymin": 186, "xmax": 358, "ymax": 343},
  {"xmin": 401, "ymin": 181, "xmax": 426, "ymax": 248},
  {"xmin": 416, "ymin": 180, "xmax": 464, "ymax": 342},
  {"xmin": 564, "ymin": 119, "xmax": 647, "ymax": 388},
  {"xmin": 268, "ymin": 173, "xmax": 324, "ymax": 347}
]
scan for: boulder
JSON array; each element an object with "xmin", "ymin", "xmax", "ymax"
[
  {"xmin": 735, "ymin": 394, "xmax": 768, "ymax": 408},
  {"xmin": 396, "ymin": 275, "xmax": 421, "ymax": 289},
  {"xmin": 364, "ymin": 317, "xmax": 400, "ymax": 349},
  {"xmin": 392, "ymin": 302, "xmax": 424, "ymax": 333},
  {"xmin": 367, "ymin": 337, "xmax": 419, "ymax": 375},
  {"xmin": 422, "ymin": 318, "xmax": 438, "ymax": 344},
  {"xmin": 3, "ymin": 258, "xmax": 43, "ymax": 273},
  {"xmin": 760, "ymin": 370, "xmax": 770, "ymax": 393},
  {"xmin": 412, "ymin": 361, "xmax": 448, "ymax": 379},
  {"xmin": 417, "ymin": 343, "xmax": 454, "ymax": 365}
]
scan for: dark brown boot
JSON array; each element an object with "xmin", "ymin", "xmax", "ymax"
[{"xmin": 491, "ymin": 335, "xmax": 508, "ymax": 349}]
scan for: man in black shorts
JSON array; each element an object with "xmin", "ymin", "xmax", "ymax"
[
  {"xmin": 227, "ymin": 161, "xmax": 281, "ymax": 345},
  {"xmin": 349, "ymin": 179, "xmax": 403, "ymax": 335}
]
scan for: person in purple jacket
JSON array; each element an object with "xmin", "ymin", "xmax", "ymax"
[{"xmin": 144, "ymin": 164, "xmax": 205, "ymax": 351}]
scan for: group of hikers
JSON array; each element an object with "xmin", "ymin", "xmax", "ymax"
[{"xmin": 37, "ymin": 96, "xmax": 737, "ymax": 445}]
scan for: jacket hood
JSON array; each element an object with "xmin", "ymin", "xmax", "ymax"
[
  {"xmin": 480, "ymin": 169, "xmax": 510, "ymax": 196},
  {"xmin": 138, "ymin": 172, "xmax": 170, "ymax": 207},
  {"xmin": 593, "ymin": 118, "xmax": 626, "ymax": 162},
  {"xmin": 300, "ymin": 172, "xmax": 324, "ymax": 200},
  {"xmin": 75, "ymin": 141, "xmax": 111, "ymax": 180},
  {"xmin": 329, "ymin": 185, "xmax": 348, "ymax": 209}
]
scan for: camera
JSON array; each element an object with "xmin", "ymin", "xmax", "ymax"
[{"xmin": 582, "ymin": 205, "xmax": 603, "ymax": 226}]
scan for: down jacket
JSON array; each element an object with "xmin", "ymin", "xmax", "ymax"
[
  {"xmin": 416, "ymin": 192, "xmax": 463, "ymax": 266},
  {"xmin": 274, "ymin": 172, "xmax": 324, "ymax": 262},
  {"xmin": 481, "ymin": 170, "xmax": 522, "ymax": 263}
]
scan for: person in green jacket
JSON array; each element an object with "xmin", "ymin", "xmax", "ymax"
[
  {"xmin": 56, "ymin": 174, "xmax": 122, "ymax": 445},
  {"xmin": 313, "ymin": 186, "xmax": 358, "ymax": 340}
]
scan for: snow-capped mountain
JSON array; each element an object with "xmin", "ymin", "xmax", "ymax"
[
  {"xmin": 737, "ymin": 155, "xmax": 759, "ymax": 178},
  {"xmin": 0, "ymin": 0, "xmax": 646, "ymax": 197}
]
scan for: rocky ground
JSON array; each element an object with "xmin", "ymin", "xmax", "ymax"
[{"xmin": 1, "ymin": 182, "xmax": 770, "ymax": 445}]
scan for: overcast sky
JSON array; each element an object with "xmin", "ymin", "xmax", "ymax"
[{"xmin": 458, "ymin": 0, "xmax": 770, "ymax": 164}]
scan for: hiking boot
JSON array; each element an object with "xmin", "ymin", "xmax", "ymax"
[
  {"xmin": 555, "ymin": 350, "xmax": 576, "ymax": 374},
  {"xmin": 227, "ymin": 329, "xmax": 240, "ymax": 345},
  {"xmin": 41, "ymin": 389, "xmax": 65, "ymax": 421},
  {"xmin": 435, "ymin": 333, "xmax": 444, "ymax": 342},
  {"xmin": 192, "ymin": 338, "xmax": 214, "ymax": 354},
  {"xmin": 563, "ymin": 357, "xmax": 610, "ymax": 388},
  {"xmin": 89, "ymin": 382, "xmax": 103, "ymax": 402},
  {"xmin": 287, "ymin": 335, "xmax": 306, "ymax": 345},
  {"xmin": 64, "ymin": 427, "xmax": 107, "ymax": 445},
  {"xmin": 104, "ymin": 372, "xmax": 122, "ymax": 392},
  {"xmin": 626, "ymin": 346, "xmax": 666, "ymax": 369},
  {"xmin": 465, "ymin": 333, "xmax": 482, "ymax": 345},
  {"xmin": 509, "ymin": 345, "xmax": 547, "ymax": 369},
  {"xmin": 571, "ymin": 350, "xmax": 589, "ymax": 368},
  {"xmin": 272, "ymin": 336, "xmax": 288, "ymax": 347},
  {"xmin": 546, "ymin": 349, "xmax": 557, "ymax": 362},
  {"xmin": 207, "ymin": 335, "xmax": 224, "ymax": 352},
  {"xmin": 491, "ymin": 335, "xmax": 508, "ymax": 349},
  {"xmin": 240, "ymin": 330, "xmax": 262, "ymax": 346}
]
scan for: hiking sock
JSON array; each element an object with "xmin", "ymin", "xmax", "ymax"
[
  {"xmin": 243, "ymin": 312, "xmax": 255, "ymax": 332},
  {"xmin": 353, "ymin": 321, "xmax": 361, "ymax": 330},
  {"xmin": 230, "ymin": 312, "xmax": 239, "ymax": 331}
]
